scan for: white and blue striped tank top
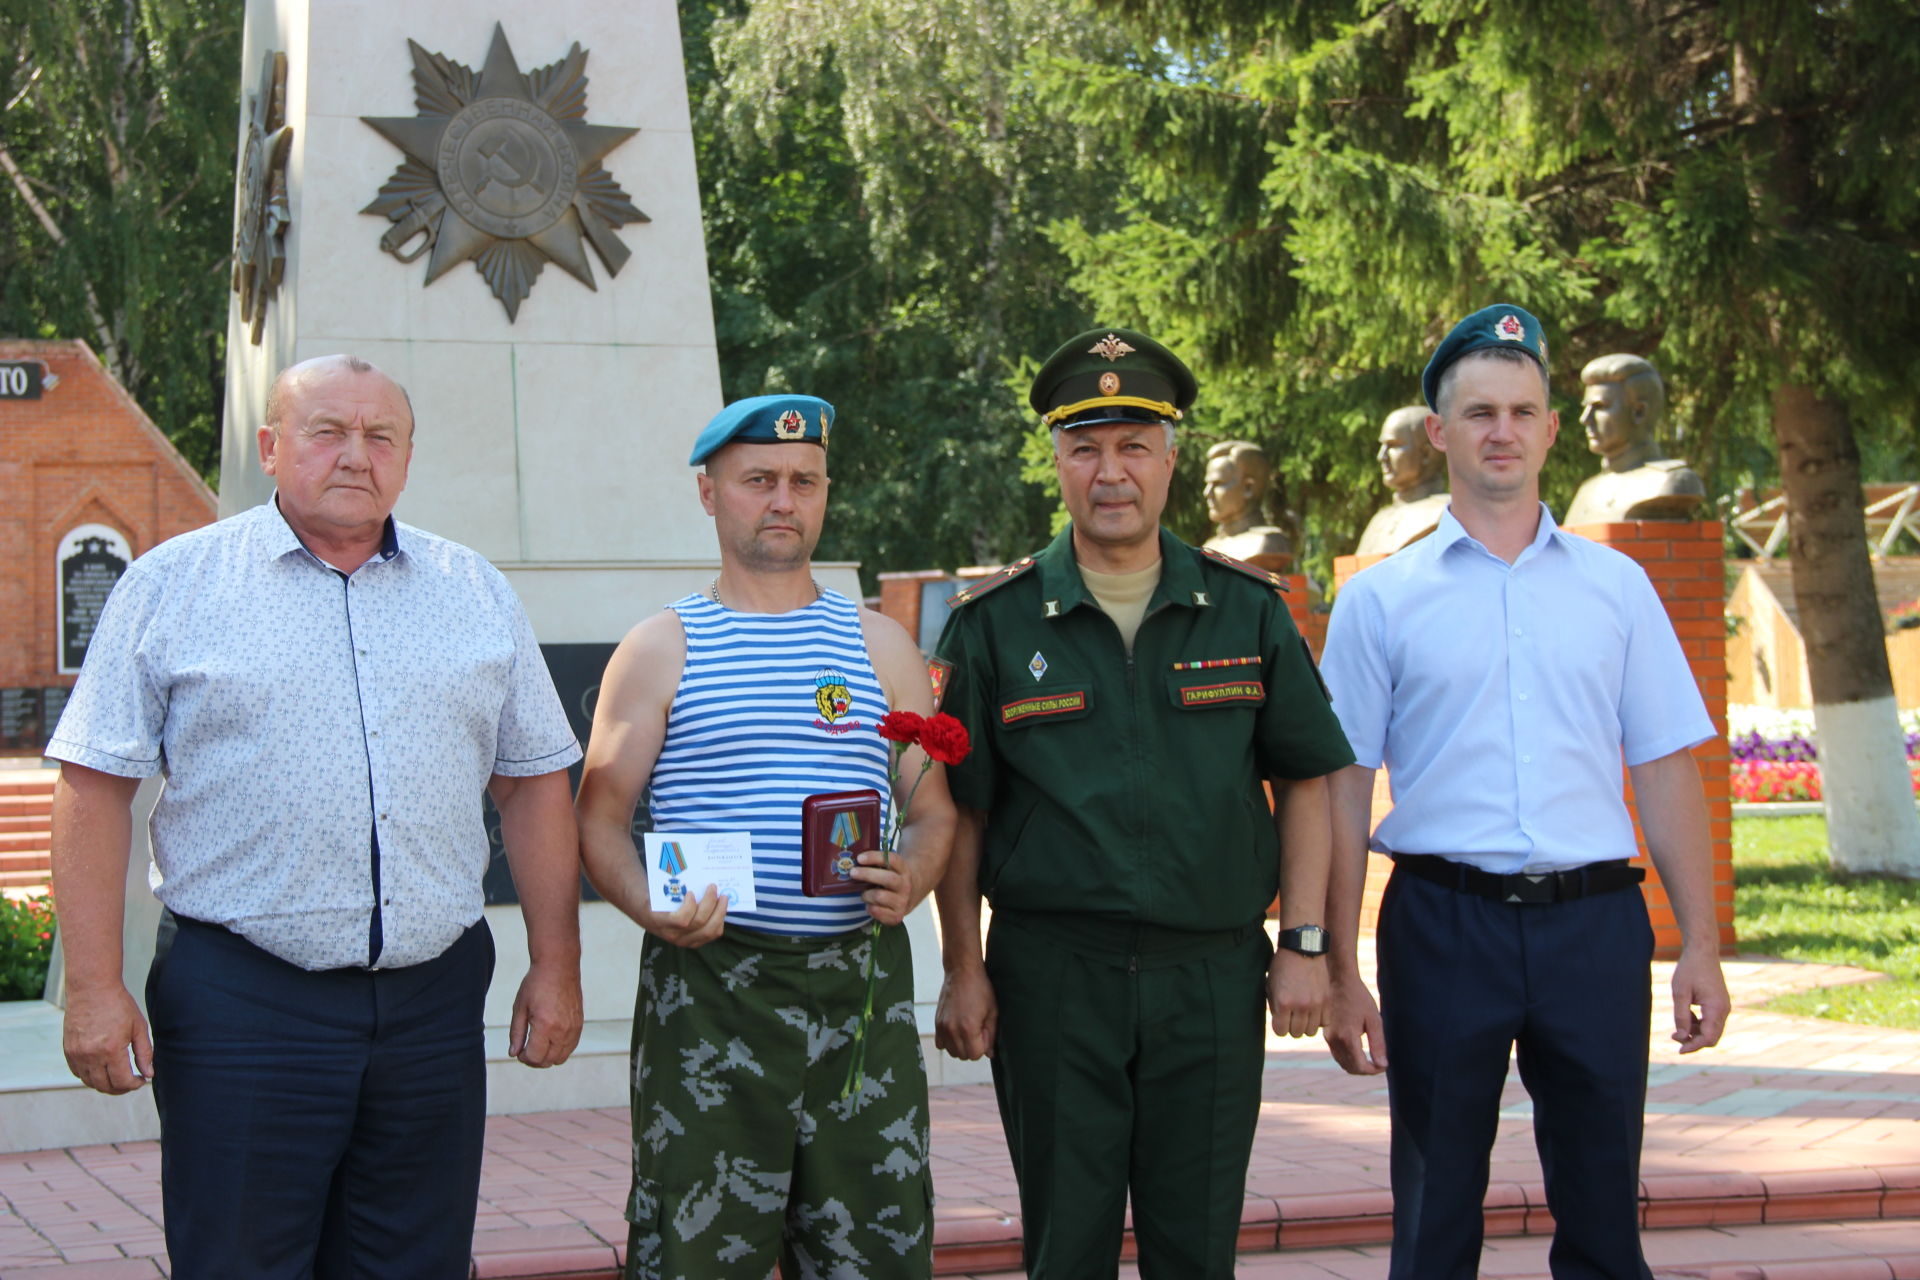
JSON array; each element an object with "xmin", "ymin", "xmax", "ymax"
[{"xmin": 649, "ymin": 589, "xmax": 891, "ymax": 936}]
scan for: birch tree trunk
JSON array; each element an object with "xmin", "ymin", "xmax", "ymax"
[{"xmin": 1772, "ymin": 383, "xmax": 1920, "ymax": 875}]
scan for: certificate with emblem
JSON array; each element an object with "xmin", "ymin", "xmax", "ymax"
[
  {"xmin": 801, "ymin": 789, "xmax": 883, "ymax": 897},
  {"xmin": 643, "ymin": 831, "xmax": 757, "ymax": 914}
]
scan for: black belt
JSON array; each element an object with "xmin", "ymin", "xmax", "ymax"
[{"xmin": 1390, "ymin": 854, "xmax": 1644, "ymax": 905}]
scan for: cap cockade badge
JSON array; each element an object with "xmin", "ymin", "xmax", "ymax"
[
  {"xmin": 774, "ymin": 409, "xmax": 807, "ymax": 439},
  {"xmin": 1098, "ymin": 371, "xmax": 1120, "ymax": 395},
  {"xmin": 361, "ymin": 23, "xmax": 647, "ymax": 321},
  {"xmin": 1088, "ymin": 333, "xmax": 1136, "ymax": 362},
  {"xmin": 1495, "ymin": 313, "xmax": 1526, "ymax": 342}
]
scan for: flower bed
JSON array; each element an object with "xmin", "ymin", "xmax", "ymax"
[
  {"xmin": 1729, "ymin": 704, "xmax": 1920, "ymax": 804},
  {"xmin": 0, "ymin": 893, "xmax": 55, "ymax": 1001}
]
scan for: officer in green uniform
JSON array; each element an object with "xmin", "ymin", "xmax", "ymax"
[{"xmin": 930, "ymin": 328, "xmax": 1356, "ymax": 1278}]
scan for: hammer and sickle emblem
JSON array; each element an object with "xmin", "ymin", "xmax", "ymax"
[{"xmin": 476, "ymin": 133, "xmax": 537, "ymax": 196}]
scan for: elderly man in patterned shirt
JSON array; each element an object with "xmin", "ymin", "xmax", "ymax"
[{"xmin": 48, "ymin": 354, "xmax": 585, "ymax": 1280}]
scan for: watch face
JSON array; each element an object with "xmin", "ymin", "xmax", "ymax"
[{"xmin": 1284, "ymin": 925, "xmax": 1329, "ymax": 955}]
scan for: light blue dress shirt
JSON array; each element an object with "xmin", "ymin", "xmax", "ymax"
[
  {"xmin": 49, "ymin": 499, "xmax": 582, "ymax": 970},
  {"xmin": 1319, "ymin": 504, "xmax": 1714, "ymax": 874}
]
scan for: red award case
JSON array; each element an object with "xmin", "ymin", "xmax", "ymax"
[{"xmin": 801, "ymin": 789, "xmax": 882, "ymax": 897}]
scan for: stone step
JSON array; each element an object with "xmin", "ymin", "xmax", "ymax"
[
  {"xmin": 0, "ymin": 813, "xmax": 49, "ymax": 833},
  {"xmin": 0, "ymin": 831, "xmax": 52, "ymax": 853},
  {"xmin": 0, "ymin": 870, "xmax": 53, "ymax": 889},
  {"xmin": 0, "ymin": 776, "xmax": 57, "ymax": 799}
]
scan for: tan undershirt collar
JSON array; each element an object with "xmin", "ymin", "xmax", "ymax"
[{"xmin": 1078, "ymin": 560, "xmax": 1162, "ymax": 653}]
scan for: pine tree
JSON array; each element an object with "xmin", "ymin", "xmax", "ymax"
[{"xmin": 1053, "ymin": 0, "xmax": 1920, "ymax": 871}]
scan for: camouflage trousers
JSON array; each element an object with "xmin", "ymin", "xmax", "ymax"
[{"xmin": 623, "ymin": 921, "xmax": 933, "ymax": 1280}]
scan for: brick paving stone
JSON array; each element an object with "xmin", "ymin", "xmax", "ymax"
[{"xmin": 2, "ymin": 953, "xmax": 1918, "ymax": 1276}]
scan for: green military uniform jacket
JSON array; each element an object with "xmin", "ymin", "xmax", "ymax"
[{"xmin": 933, "ymin": 525, "xmax": 1356, "ymax": 933}]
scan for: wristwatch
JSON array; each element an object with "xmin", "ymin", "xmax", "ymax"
[{"xmin": 1277, "ymin": 924, "xmax": 1330, "ymax": 957}]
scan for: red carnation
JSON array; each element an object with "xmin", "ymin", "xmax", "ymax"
[
  {"xmin": 877, "ymin": 710, "xmax": 925, "ymax": 744},
  {"xmin": 918, "ymin": 713, "xmax": 972, "ymax": 766}
]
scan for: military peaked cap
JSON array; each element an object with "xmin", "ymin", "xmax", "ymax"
[{"xmin": 1029, "ymin": 327, "xmax": 1198, "ymax": 430}]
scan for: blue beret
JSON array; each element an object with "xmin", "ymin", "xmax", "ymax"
[
  {"xmin": 1421, "ymin": 304, "xmax": 1549, "ymax": 410},
  {"xmin": 688, "ymin": 394, "xmax": 835, "ymax": 465}
]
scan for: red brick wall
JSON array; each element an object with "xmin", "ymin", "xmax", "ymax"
[
  {"xmin": 876, "ymin": 570, "xmax": 952, "ymax": 647},
  {"xmin": 0, "ymin": 341, "xmax": 217, "ymax": 704},
  {"xmin": 1330, "ymin": 524, "xmax": 1735, "ymax": 959},
  {"xmin": 1566, "ymin": 520, "xmax": 1735, "ymax": 957}
]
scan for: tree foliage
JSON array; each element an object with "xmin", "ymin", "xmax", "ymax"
[
  {"xmin": 1057, "ymin": 0, "xmax": 1920, "ymax": 865},
  {"xmin": 685, "ymin": 0, "xmax": 1148, "ymax": 583},
  {"xmin": 0, "ymin": 0, "xmax": 240, "ymax": 476},
  {"xmin": 1037, "ymin": 0, "xmax": 1919, "ymax": 580}
]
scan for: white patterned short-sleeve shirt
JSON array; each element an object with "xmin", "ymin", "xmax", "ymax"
[{"xmin": 48, "ymin": 499, "xmax": 582, "ymax": 970}]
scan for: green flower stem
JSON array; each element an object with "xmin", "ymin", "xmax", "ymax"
[{"xmin": 841, "ymin": 753, "xmax": 933, "ymax": 1099}]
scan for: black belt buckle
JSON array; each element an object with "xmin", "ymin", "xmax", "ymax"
[{"xmin": 1497, "ymin": 871, "xmax": 1564, "ymax": 905}]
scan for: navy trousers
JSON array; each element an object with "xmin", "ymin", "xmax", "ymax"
[
  {"xmin": 1378, "ymin": 866, "xmax": 1655, "ymax": 1280},
  {"xmin": 146, "ymin": 913, "xmax": 494, "ymax": 1280}
]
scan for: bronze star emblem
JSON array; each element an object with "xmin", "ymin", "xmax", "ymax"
[
  {"xmin": 360, "ymin": 24, "xmax": 647, "ymax": 321},
  {"xmin": 232, "ymin": 50, "xmax": 293, "ymax": 345}
]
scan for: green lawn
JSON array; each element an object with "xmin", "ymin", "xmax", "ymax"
[{"xmin": 1733, "ymin": 815, "xmax": 1920, "ymax": 1029}]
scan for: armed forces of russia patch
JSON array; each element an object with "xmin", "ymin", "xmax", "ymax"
[
  {"xmin": 946, "ymin": 555, "xmax": 1038, "ymax": 607},
  {"xmin": 1201, "ymin": 546, "xmax": 1290, "ymax": 595}
]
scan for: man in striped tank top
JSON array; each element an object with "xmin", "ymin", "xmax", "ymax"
[{"xmin": 577, "ymin": 395, "xmax": 956, "ymax": 1280}]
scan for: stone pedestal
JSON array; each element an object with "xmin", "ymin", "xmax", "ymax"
[
  {"xmin": 1564, "ymin": 520, "xmax": 1735, "ymax": 957},
  {"xmin": 1331, "ymin": 528, "xmax": 1735, "ymax": 959},
  {"xmin": 1276, "ymin": 573, "xmax": 1324, "ymax": 657}
]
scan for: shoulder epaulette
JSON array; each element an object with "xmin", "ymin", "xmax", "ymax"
[
  {"xmin": 946, "ymin": 555, "xmax": 1040, "ymax": 607},
  {"xmin": 1200, "ymin": 546, "xmax": 1290, "ymax": 594}
]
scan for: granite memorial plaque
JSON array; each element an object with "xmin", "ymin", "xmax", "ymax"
[
  {"xmin": 57, "ymin": 525, "xmax": 131, "ymax": 675},
  {"xmin": 481, "ymin": 642, "xmax": 634, "ymax": 904}
]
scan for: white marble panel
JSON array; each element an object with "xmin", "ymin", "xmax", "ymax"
[
  {"xmin": 498, "ymin": 563, "xmax": 863, "ymax": 644},
  {"xmin": 511, "ymin": 342, "xmax": 723, "ymax": 562},
  {"xmin": 482, "ymin": 1020, "xmax": 630, "ymax": 1114},
  {"xmin": 333, "ymin": 127, "xmax": 717, "ymax": 351},
  {"xmin": 485, "ymin": 900, "xmax": 640, "ymax": 1026},
  {"xmin": 315, "ymin": 340, "xmax": 523, "ymax": 561},
  {"xmin": 303, "ymin": 0, "xmax": 695, "ymax": 133},
  {"xmin": 292, "ymin": 116, "xmax": 420, "ymax": 346}
]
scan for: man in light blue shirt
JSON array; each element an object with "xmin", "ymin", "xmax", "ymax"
[
  {"xmin": 1317, "ymin": 306, "xmax": 1730, "ymax": 1280},
  {"xmin": 49, "ymin": 354, "xmax": 585, "ymax": 1279}
]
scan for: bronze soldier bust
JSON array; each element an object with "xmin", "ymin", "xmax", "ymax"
[
  {"xmin": 1356, "ymin": 405, "xmax": 1450, "ymax": 555},
  {"xmin": 1202, "ymin": 440, "xmax": 1292, "ymax": 571},
  {"xmin": 1563, "ymin": 354, "xmax": 1705, "ymax": 525}
]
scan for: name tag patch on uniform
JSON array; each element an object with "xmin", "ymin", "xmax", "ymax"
[
  {"xmin": 1001, "ymin": 691, "xmax": 1087, "ymax": 723},
  {"xmin": 1178, "ymin": 680, "xmax": 1264, "ymax": 707}
]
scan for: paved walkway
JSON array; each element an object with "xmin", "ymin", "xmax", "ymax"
[{"xmin": 2, "ymin": 955, "xmax": 1916, "ymax": 1278}]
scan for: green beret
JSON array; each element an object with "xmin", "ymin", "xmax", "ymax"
[
  {"xmin": 1029, "ymin": 327, "xmax": 1198, "ymax": 430},
  {"xmin": 688, "ymin": 394, "xmax": 834, "ymax": 465},
  {"xmin": 1421, "ymin": 304, "xmax": 1549, "ymax": 410}
]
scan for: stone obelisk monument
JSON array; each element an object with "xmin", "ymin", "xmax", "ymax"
[
  {"xmin": 204, "ymin": 0, "xmax": 898, "ymax": 1112},
  {"xmin": 221, "ymin": 0, "xmax": 732, "ymax": 598}
]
